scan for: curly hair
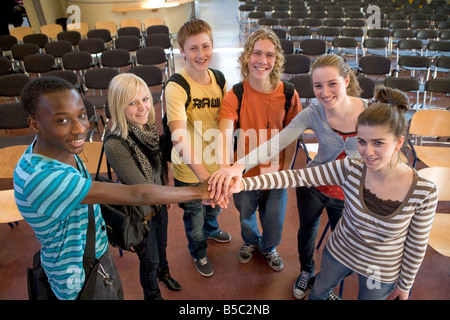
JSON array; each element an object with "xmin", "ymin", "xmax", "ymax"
[{"xmin": 238, "ymin": 29, "xmax": 285, "ymax": 90}]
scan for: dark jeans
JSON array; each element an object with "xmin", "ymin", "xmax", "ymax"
[
  {"xmin": 134, "ymin": 205, "xmax": 169, "ymax": 298},
  {"xmin": 296, "ymin": 186, "xmax": 344, "ymax": 274},
  {"xmin": 174, "ymin": 178, "xmax": 221, "ymax": 260}
]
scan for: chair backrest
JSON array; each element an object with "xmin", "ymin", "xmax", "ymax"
[
  {"xmin": 101, "ymin": 48, "xmax": 131, "ymax": 68},
  {"xmin": 62, "ymin": 51, "xmax": 93, "ymax": 71},
  {"xmin": 409, "ymin": 110, "xmax": 450, "ymax": 137},
  {"xmin": 128, "ymin": 65, "xmax": 163, "ymax": 87},
  {"xmin": 23, "ymin": 33, "xmax": 48, "ymax": 48},
  {"xmin": 9, "ymin": 26, "xmax": 34, "ymax": 42},
  {"xmin": 425, "ymin": 79, "xmax": 450, "ymax": 94},
  {"xmin": 40, "ymin": 24, "xmax": 63, "ymax": 40},
  {"xmin": 0, "ymin": 56, "xmax": 13, "ymax": 76},
  {"xmin": 78, "ymin": 38, "xmax": 105, "ymax": 54},
  {"xmin": 11, "ymin": 43, "xmax": 40, "ymax": 61},
  {"xmin": 0, "ymin": 145, "xmax": 28, "ymax": 179},
  {"xmin": 84, "ymin": 67, "xmax": 119, "ymax": 90},
  {"xmin": 289, "ymin": 74, "xmax": 315, "ymax": 99},
  {"xmin": 136, "ymin": 46, "xmax": 167, "ymax": 65},
  {"xmin": 44, "ymin": 40, "xmax": 73, "ymax": 58},
  {"xmin": 0, "ymin": 35, "xmax": 18, "ymax": 51},
  {"xmin": 120, "ymin": 19, "xmax": 142, "ymax": 30},
  {"xmin": 144, "ymin": 17, "xmax": 165, "ymax": 29},
  {"xmin": 114, "ymin": 35, "xmax": 141, "ymax": 52},
  {"xmin": 57, "ymin": 30, "xmax": 82, "ymax": 45},
  {"xmin": 283, "ymin": 54, "xmax": 310, "ymax": 75},
  {"xmin": 0, "ymin": 102, "xmax": 29, "ymax": 130},
  {"xmin": 418, "ymin": 167, "xmax": 450, "ymax": 201},
  {"xmin": 43, "ymin": 69, "xmax": 79, "ymax": 86},
  {"xmin": 67, "ymin": 22, "xmax": 89, "ymax": 37},
  {"xmin": 359, "ymin": 55, "xmax": 391, "ymax": 75},
  {"xmin": 0, "ymin": 74, "xmax": 31, "ymax": 98},
  {"xmin": 23, "ymin": 53, "xmax": 55, "ymax": 74},
  {"xmin": 87, "ymin": 29, "xmax": 112, "ymax": 43},
  {"xmin": 95, "ymin": 20, "xmax": 117, "ymax": 37}
]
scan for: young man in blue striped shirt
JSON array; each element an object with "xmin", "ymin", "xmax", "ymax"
[{"xmin": 14, "ymin": 77, "xmax": 216, "ymax": 300}]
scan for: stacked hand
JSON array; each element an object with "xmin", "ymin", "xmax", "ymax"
[{"xmin": 207, "ymin": 163, "xmax": 246, "ymax": 204}]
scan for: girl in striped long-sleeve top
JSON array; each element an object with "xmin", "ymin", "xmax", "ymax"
[{"xmin": 234, "ymin": 86, "xmax": 438, "ymax": 300}]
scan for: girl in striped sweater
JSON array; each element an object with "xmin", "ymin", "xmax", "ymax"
[{"xmin": 225, "ymin": 86, "xmax": 438, "ymax": 300}]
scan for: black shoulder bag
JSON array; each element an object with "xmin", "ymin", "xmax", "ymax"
[{"xmin": 94, "ymin": 137, "xmax": 149, "ymax": 252}]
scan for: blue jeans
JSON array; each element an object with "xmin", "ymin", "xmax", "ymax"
[
  {"xmin": 174, "ymin": 178, "xmax": 221, "ymax": 260},
  {"xmin": 309, "ymin": 246, "xmax": 396, "ymax": 300},
  {"xmin": 296, "ymin": 186, "xmax": 344, "ymax": 274},
  {"xmin": 233, "ymin": 189, "xmax": 287, "ymax": 254},
  {"xmin": 134, "ymin": 205, "xmax": 169, "ymax": 298}
]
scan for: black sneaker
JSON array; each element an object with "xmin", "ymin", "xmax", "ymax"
[
  {"xmin": 194, "ymin": 257, "xmax": 213, "ymax": 277},
  {"xmin": 263, "ymin": 249, "xmax": 284, "ymax": 271},
  {"xmin": 208, "ymin": 230, "xmax": 231, "ymax": 243},
  {"xmin": 238, "ymin": 243, "xmax": 256, "ymax": 264},
  {"xmin": 293, "ymin": 271, "xmax": 311, "ymax": 299},
  {"xmin": 327, "ymin": 291, "xmax": 341, "ymax": 300}
]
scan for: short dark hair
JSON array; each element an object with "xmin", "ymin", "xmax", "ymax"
[{"xmin": 21, "ymin": 76, "xmax": 75, "ymax": 117}]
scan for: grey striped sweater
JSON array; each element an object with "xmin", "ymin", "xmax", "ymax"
[{"xmin": 242, "ymin": 158, "xmax": 438, "ymax": 291}]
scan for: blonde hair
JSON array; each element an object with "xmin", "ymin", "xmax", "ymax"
[
  {"xmin": 311, "ymin": 54, "xmax": 362, "ymax": 97},
  {"xmin": 177, "ymin": 18, "xmax": 213, "ymax": 51},
  {"xmin": 107, "ymin": 73, "xmax": 155, "ymax": 140},
  {"xmin": 238, "ymin": 29, "xmax": 285, "ymax": 90}
]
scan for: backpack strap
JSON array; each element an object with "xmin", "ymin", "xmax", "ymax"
[
  {"xmin": 167, "ymin": 73, "xmax": 191, "ymax": 109},
  {"xmin": 232, "ymin": 82, "xmax": 244, "ymax": 129},
  {"xmin": 282, "ymin": 80, "xmax": 295, "ymax": 111},
  {"xmin": 167, "ymin": 68, "xmax": 226, "ymax": 110},
  {"xmin": 209, "ymin": 68, "xmax": 226, "ymax": 95}
]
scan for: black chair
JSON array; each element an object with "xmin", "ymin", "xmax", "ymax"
[
  {"xmin": 289, "ymin": 74, "xmax": 315, "ymax": 104},
  {"xmin": 363, "ymin": 38, "xmax": 388, "ymax": 57},
  {"xmin": 426, "ymin": 41, "xmax": 450, "ymax": 59},
  {"xmin": 61, "ymin": 51, "xmax": 95, "ymax": 85},
  {"xmin": 57, "ymin": 30, "xmax": 81, "ymax": 48},
  {"xmin": 384, "ymin": 77, "xmax": 421, "ymax": 110},
  {"xmin": 298, "ymin": 39, "xmax": 326, "ymax": 59},
  {"xmin": 87, "ymin": 29, "xmax": 113, "ymax": 48},
  {"xmin": 22, "ymin": 33, "xmax": 49, "ymax": 50},
  {"xmin": 283, "ymin": 54, "xmax": 310, "ymax": 79},
  {"xmin": 0, "ymin": 57, "xmax": 13, "ymax": 76},
  {"xmin": 357, "ymin": 76, "xmax": 375, "ymax": 99},
  {"xmin": 78, "ymin": 38, "xmax": 106, "ymax": 59},
  {"xmin": 0, "ymin": 35, "xmax": 18, "ymax": 57},
  {"xmin": 136, "ymin": 46, "xmax": 169, "ymax": 81},
  {"xmin": 395, "ymin": 39, "xmax": 424, "ymax": 65},
  {"xmin": 431, "ymin": 56, "xmax": 450, "ymax": 78},
  {"xmin": 114, "ymin": 35, "xmax": 141, "ymax": 60},
  {"xmin": 0, "ymin": 74, "xmax": 31, "ymax": 102},
  {"xmin": 280, "ymin": 39, "xmax": 294, "ymax": 54},
  {"xmin": 424, "ymin": 79, "xmax": 450, "ymax": 109},
  {"xmin": 117, "ymin": 26, "xmax": 142, "ymax": 39},
  {"xmin": 0, "ymin": 102, "xmax": 35, "ymax": 148},
  {"xmin": 100, "ymin": 48, "xmax": 132, "ymax": 70},
  {"xmin": 83, "ymin": 67, "xmax": 119, "ymax": 110},
  {"xmin": 271, "ymin": 28, "xmax": 287, "ymax": 40},
  {"xmin": 330, "ymin": 37, "xmax": 359, "ymax": 68},
  {"xmin": 357, "ymin": 55, "xmax": 392, "ymax": 80},
  {"xmin": 146, "ymin": 25, "xmax": 170, "ymax": 37},
  {"xmin": 144, "ymin": 33, "xmax": 174, "ymax": 75},
  {"xmin": 11, "ymin": 43, "xmax": 40, "ymax": 72},
  {"xmin": 23, "ymin": 53, "xmax": 56, "ymax": 76}
]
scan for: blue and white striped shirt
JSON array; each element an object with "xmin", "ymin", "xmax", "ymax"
[{"xmin": 14, "ymin": 143, "xmax": 108, "ymax": 300}]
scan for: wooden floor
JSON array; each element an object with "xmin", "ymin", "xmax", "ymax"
[{"xmin": 0, "ymin": 0, "xmax": 448, "ymax": 304}]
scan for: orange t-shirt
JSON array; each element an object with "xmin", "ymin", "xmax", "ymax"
[{"xmin": 219, "ymin": 79, "xmax": 302, "ymax": 178}]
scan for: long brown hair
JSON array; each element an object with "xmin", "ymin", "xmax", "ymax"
[{"xmin": 311, "ymin": 54, "xmax": 362, "ymax": 97}]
